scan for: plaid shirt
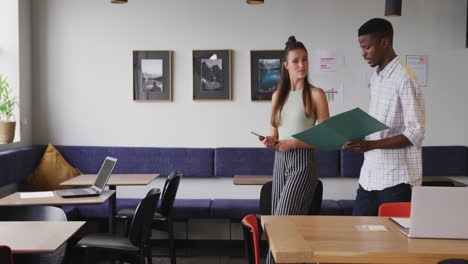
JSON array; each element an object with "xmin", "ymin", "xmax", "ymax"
[{"xmin": 360, "ymin": 56, "xmax": 426, "ymax": 191}]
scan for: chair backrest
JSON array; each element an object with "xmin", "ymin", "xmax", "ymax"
[
  {"xmin": 128, "ymin": 188, "xmax": 161, "ymax": 246},
  {"xmin": 0, "ymin": 245, "xmax": 13, "ymax": 264},
  {"xmin": 159, "ymin": 171, "xmax": 182, "ymax": 217},
  {"xmin": 241, "ymin": 214, "xmax": 261, "ymax": 264},
  {"xmin": 437, "ymin": 259, "xmax": 468, "ymax": 264},
  {"xmin": 260, "ymin": 180, "xmax": 323, "ymax": 216},
  {"xmin": 0, "ymin": 206, "xmax": 66, "ymax": 264},
  {"xmin": 0, "ymin": 206, "xmax": 66, "ymax": 221},
  {"xmin": 378, "ymin": 202, "xmax": 411, "ymax": 217},
  {"xmin": 260, "ymin": 181, "xmax": 272, "ymax": 215},
  {"xmin": 422, "ymin": 181, "xmax": 455, "ymax": 187},
  {"xmin": 308, "ymin": 180, "xmax": 323, "ymax": 215}
]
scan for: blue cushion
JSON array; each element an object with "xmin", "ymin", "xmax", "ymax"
[
  {"xmin": 340, "ymin": 150, "xmax": 364, "ymax": 178},
  {"xmin": 76, "ymin": 198, "xmax": 212, "ymax": 220},
  {"xmin": 0, "ymin": 146, "xmax": 45, "ymax": 185},
  {"xmin": 337, "ymin": 200, "xmax": 355, "ymax": 216},
  {"xmin": 214, "ymin": 148, "xmax": 340, "ymax": 178},
  {"xmin": 77, "ymin": 198, "xmax": 141, "ymax": 219},
  {"xmin": 210, "ymin": 199, "xmax": 260, "ymax": 219},
  {"xmin": 55, "ymin": 146, "xmax": 214, "ymax": 177},
  {"xmin": 316, "ymin": 150, "xmax": 340, "ymax": 177},
  {"xmin": 62, "ymin": 206, "xmax": 81, "ymax": 220},
  {"xmin": 423, "ymin": 146, "xmax": 468, "ymax": 176},
  {"xmin": 172, "ymin": 199, "xmax": 212, "ymax": 219},
  {"xmin": 320, "ymin": 200, "xmax": 343, "ymax": 215},
  {"xmin": 214, "ymin": 148, "xmax": 275, "ymax": 176}
]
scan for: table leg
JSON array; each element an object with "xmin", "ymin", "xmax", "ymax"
[{"xmin": 108, "ymin": 187, "xmax": 116, "ymax": 234}]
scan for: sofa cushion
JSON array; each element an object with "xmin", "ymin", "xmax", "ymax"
[
  {"xmin": 336, "ymin": 200, "xmax": 355, "ymax": 216},
  {"xmin": 214, "ymin": 148, "xmax": 275, "ymax": 177},
  {"xmin": 77, "ymin": 198, "xmax": 141, "ymax": 219},
  {"xmin": 62, "ymin": 206, "xmax": 81, "ymax": 220},
  {"xmin": 316, "ymin": 150, "xmax": 340, "ymax": 177},
  {"xmin": 172, "ymin": 199, "xmax": 212, "ymax": 219},
  {"xmin": 76, "ymin": 198, "xmax": 212, "ymax": 220},
  {"xmin": 27, "ymin": 144, "xmax": 82, "ymax": 191},
  {"xmin": 215, "ymin": 148, "xmax": 340, "ymax": 177},
  {"xmin": 320, "ymin": 200, "xmax": 343, "ymax": 215},
  {"xmin": 211, "ymin": 199, "xmax": 260, "ymax": 219},
  {"xmin": 423, "ymin": 146, "xmax": 468, "ymax": 176},
  {"xmin": 340, "ymin": 150, "xmax": 364, "ymax": 178},
  {"xmin": 55, "ymin": 146, "xmax": 214, "ymax": 177},
  {"xmin": 0, "ymin": 146, "xmax": 44, "ymax": 186}
]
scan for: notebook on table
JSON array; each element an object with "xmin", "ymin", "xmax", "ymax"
[{"xmin": 56, "ymin": 156, "xmax": 117, "ymax": 198}]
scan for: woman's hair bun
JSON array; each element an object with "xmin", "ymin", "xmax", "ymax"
[{"xmin": 285, "ymin": 36, "xmax": 297, "ymax": 48}]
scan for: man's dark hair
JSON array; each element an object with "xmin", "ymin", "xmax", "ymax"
[{"xmin": 358, "ymin": 18, "xmax": 394, "ymax": 41}]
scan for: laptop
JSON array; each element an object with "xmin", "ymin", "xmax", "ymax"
[
  {"xmin": 56, "ymin": 156, "xmax": 117, "ymax": 198},
  {"xmin": 392, "ymin": 186, "xmax": 468, "ymax": 239}
]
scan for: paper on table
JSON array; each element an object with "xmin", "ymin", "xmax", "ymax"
[
  {"xmin": 20, "ymin": 191, "xmax": 54, "ymax": 199},
  {"xmin": 292, "ymin": 107, "xmax": 389, "ymax": 150},
  {"xmin": 355, "ymin": 225, "xmax": 389, "ymax": 231}
]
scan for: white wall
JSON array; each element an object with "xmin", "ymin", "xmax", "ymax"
[
  {"xmin": 30, "ymin": 0, "xmax": 468, "ymax": 148},
  {"xmin": 0, "ymin": 0, "xmax": 32, "ymax": 151}
]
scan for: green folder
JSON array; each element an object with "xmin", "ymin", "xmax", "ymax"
[{"xmin": 292, "ymin": 108, "xmax": 389, "ymax": 151}]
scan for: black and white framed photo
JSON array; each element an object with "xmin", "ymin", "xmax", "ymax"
[
  {"xmin": 133, "ymin": 50, "xmax": 172, "ymax": 101},
  {"xmin": 250, "ymin": 50, "xmax": 283, "ymax": 101},
  {"xmin": 193, "ymin": 50, "xmax": 231, "ymax": 100}
]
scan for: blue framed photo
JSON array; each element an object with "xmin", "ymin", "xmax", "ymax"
[{"xmin": 250, "ymin": 50, "xmax": 284, "ymax": 101}]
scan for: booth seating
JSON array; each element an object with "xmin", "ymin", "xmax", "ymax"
[{"xmin": 0, "ymin": 145, "xmax": 467, "ymax": 223}]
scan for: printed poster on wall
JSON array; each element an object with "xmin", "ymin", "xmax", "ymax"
[
  {"xmin": 313, "ymin": 80, "xmax": 344, "ymax": 104},
  {"xmin": 406, "ymin": 55, "xmax": 427, "ymax": 87},
  {"xmin": 313, "ymin": 50, "xmax": 345, "ymax": 73}
]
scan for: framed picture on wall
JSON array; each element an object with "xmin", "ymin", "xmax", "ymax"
[
  {"xmin": 133, "ymin": 50, "xmax": 172, "ymax": 101},
  {"xmin": 250, "ymin": 50, "xmax": 283, "ymax": 101},
  {"xmin": 193, "ymin": 50, "xmax": 232, "ymax": 100}
]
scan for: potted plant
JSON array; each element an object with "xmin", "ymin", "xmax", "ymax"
[{"xmin": 0, "ymin": 74, "xmax": 18, "ymax": 143}]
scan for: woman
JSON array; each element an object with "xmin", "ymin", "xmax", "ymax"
[{"xmin": 262, "ymin": 35, "xmax": 329, "ymax": 224}]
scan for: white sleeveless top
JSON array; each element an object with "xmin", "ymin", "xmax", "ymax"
[{"xmin": 278, "ymin": 89, "xmax": 316, "ymax": 140}]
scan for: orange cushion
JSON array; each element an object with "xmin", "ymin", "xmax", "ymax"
[{"xmin": 27, "ymin": 144, "xmax": 82, "ymax": 191}]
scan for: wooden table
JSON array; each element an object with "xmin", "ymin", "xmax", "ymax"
[
  {"xmin": 0, "ymin": 221, "xmax": 85, "ymax": 253},
  {"xmin": 234, "ymin": 175, "xmax": 466, "ymax": 186},
  {"xmin": 0, "ymin": 191, "xmax": 115, "ymax": 233},
  {"xmin": 60, "ymin": 174, "xmax": 160, "ymax": 190},
  {"xmin": 60, "ymin": 174, "xmax": 159, "ymax": 233},
  {"xmin": 233, "ymin": 175, "xmax": 272, "ymax": 185},
  {"xmin": 261, "ymin": 215, "xmax": 468, "ymax": 264}
]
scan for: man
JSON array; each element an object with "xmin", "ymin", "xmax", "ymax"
[{"xmin": 343, "ymin": 18, "xmax": 425, "ymax": 216}]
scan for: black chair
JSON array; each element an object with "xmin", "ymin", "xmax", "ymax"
[
  {"xmin": 422, "ymin": 181, "xmax": 455, "ymax": 187},
  {"xmin": 116, "ymin": 171, "xmax": 182, "ymax": 264},
  {"xmin": 76, "ymin": 188, "xmax": 161, "ymax": 264},
  {"xmin": 260, "ymin": 179, "xmax": 323, "ymax": 215},
  {"xmin": 0, "ymin": 206, "xmax": 67, "ymax": 264},
  {"xmin": 438, "ymin": 260, "xmax": 468, "ymax": 264},
  {"xmin": 0, "ymin": 245, "xmax": 13, "ymax": 264},
  {"xmin": 259, "ymin": 181, "xmax": 272, "ymax": 215}
]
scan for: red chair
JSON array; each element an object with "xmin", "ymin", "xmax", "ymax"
[
  {"xmin": 0, "ymin": 245, "xmax": 13, "ymax": 264},
  {"xmin": 241, "ymin": 214, "xmax": 261, "ymax": 264},
  {"xmin": 378, "ymin": 202, "xmax": 411, "ymax": 217}
]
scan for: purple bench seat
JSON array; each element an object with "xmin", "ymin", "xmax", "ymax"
[
  {"xmin": 68, "ymin": 199, "xmax": 212, "ymax": 220},
  {"xmin": 1, "ymin": 145, "xmax": 467, "ymax": 222}
]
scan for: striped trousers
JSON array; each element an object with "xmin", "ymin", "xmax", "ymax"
[{"xmin": 267, "ymin": 148, "xmax": 318, "ymax": 264}]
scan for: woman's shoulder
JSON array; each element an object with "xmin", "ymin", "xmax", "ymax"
[{"xmin": 309, "ymin": 85, "xmax": 325, "ymax": 97}]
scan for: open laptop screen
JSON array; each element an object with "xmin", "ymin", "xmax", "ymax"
[{"xmin": 94, "ymin": 157, "xmax": 117, "ymax": 190}]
